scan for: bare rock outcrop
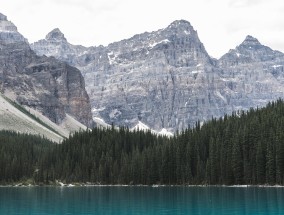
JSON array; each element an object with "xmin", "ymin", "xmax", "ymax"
[{"xmin": 0, "ymin": 13, "xmax": 93, "ymax": 127}]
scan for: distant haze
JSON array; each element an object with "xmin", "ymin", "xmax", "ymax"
[{"xmin": 2, "ymin": 0, "xmax": 284, "ymax": 58}]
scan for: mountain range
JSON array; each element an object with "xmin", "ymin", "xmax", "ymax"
[
  {"xmin": 31, "ymin": 19, "xmax": 284, "ymax": 133},
  {"xmin": 1, "ymin": 11, "xmax": 284, "ymax": 136}
]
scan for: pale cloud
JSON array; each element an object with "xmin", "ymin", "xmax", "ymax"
[{"xmin": 228, "ymin": 0, "xmax": 264, "ymax": 8}]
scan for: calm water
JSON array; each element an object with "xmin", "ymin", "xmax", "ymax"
[{"xmin": 0, "ymin": 186, "xmax": 284, "ymax": 215}]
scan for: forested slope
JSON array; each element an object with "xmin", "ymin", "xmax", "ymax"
[{"xmin": 1, "ymin": 100, "xmax": 284, "ymax": 185}]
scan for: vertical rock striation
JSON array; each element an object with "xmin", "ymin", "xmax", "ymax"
[{"xmin": 31, "ymin": 20, "xmax": 284, "ymax": 132}]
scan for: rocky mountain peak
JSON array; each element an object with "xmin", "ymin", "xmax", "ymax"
[
  {"xmin": 218, "ymin": 34, "xmax": 284, "ymax": 67},
  {"xmin": 0, "ymin": 13, "xmax": 27, "ymax": 44},
  {"xmin": 168, "ymin": 20, "xmax": 192, "ymax": 28},
  {"xmin": 240, "ymin": 35, "xmax": 262, "ymax": 47},
  {"xmin": 0, "ymin": 13, "xmax": 7, "ymax": 21},
  {"xmin": 46, "ymin": 28, "xmax": 67, "ymax": 42},
  {"xmin": 0, "ymin": 13, "xmax": 18, "ymax": 32},
  {"xmin": 166, "ymin": 19, "xmax": 195, "ymax": 35}
]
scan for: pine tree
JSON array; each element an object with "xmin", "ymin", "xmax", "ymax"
[
  {"xmin": 256, "ymin": 141, "xmax": 266, "ymax": 184},
  {"xmin": 232, "ymin": 138, "xmax": 243, "ymax": 184}
]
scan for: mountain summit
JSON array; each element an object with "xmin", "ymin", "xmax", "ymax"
[
  {"xmin": 219, "ymin": 35, "xmax": 283, "ymax": 66},
  {"xmin": 167, "ymin": 20, "xmax": 195, "ymax": 32},
  {"xmin": 241, "ymin": 35, "xmax": 262, "ymax": 47},
  {"xmin": 167, "ymin": 19, "xmax": 194, "ymax": 30},
  {"xmin": 46, "ymin": 28, "xmax": 67, "ymax": 42},
  {"xmin": 0, "ymin": 13, "xmax": 27, "ymax": 44}
]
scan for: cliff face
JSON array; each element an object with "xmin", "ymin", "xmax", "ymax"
[
  {"xmin": 31, "ymin": 20, "xmax": 284, "ymax": 132},
  {"xmin": 32, "ymin": 20, "xmax": 223, "ymax": 131},
  {"xmin": 0, "ymin": 13, "xmax": 93, "ymax": 127},
  {"xmin": 217, "ymin": 35, "xmax": 284, "ymax": 109}
]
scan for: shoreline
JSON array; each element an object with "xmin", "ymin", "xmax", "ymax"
[{"xmin": 1, "ymin": 183, "xmax": 284, "ymax": 188}]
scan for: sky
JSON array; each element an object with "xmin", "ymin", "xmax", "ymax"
[{"xmin": 1, "ymin": 0, "xmax": 284, "ymax": 58}]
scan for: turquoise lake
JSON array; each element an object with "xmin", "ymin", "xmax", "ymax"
[{"xmin": 0, "ymin": 186, "xmax": 283, "ymax": 214}]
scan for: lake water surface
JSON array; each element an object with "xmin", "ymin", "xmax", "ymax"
[{"xmin": 0, "ymin": 186, "xmax": 283, "ymax": 214}]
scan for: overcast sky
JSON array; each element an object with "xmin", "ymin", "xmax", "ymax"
[{"xmin": 1, "ymin": 0, "xmax": 284, "ymax": 58}]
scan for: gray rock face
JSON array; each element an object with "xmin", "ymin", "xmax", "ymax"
[
  {"xmin": 31, "ymin": 20, "xmax": 284, "ymax": 131},
  {"xmin": 0, "ymin": 13, "xmax": 28, "ymax": 44},
  {"xmin": 0, "ymin": 13, "xmax": 7, "ymax": 21},
  {"xmin": 0, "ymin": 14, "xmax": 93, "ymax": 127},
  {"xmin": 45, "ymin": 28, "xmax": 67, "ymax": 42},
  {"xmin": 219, "ymin": 35, "xmax": 284, "ymax": 66},
  {"xmin": 217, "ymin": 35, "xmax": 284, "ymax": 110},
  {"xmin": 32, "ymin": 28, "xmax": 88, "ymax": 67}
]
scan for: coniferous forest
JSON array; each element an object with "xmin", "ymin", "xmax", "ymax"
[{"xmin": 1, "ymin": 100, "xmax": 284, "ymax": 185}]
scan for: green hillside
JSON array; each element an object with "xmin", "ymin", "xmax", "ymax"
[{"xmin": 1, "ymin": 100, "xmax": 284, "ymax": 185}]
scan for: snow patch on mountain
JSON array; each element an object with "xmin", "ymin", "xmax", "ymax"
[
  {"xmin": 93, "ymin": 117, "xmax": 111, "ymax": 128},
  {"xmin": 272, "ymin": 65, "xmax": 282, "ymax": 69},
  {"xmin": 131, "ymin": 121, "xmax": 173, "ymax": 137},
  {"xmin": 131, "ymin": 121, "xmax": 150, "ymax": 131},
  {"xmin": 215, "ymin": 91, "xmax": 227, "ymax": 103},
  {"xmin": 149, "ymin": 39, "xmax": 170, "ymax": 48},
  {"xmin": 158, "ymin": 128, "xmax": 174, "ymax": 137}
]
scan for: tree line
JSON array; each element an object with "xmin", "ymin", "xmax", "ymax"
[{"xmin": 1, "ymin": 100, "xmax": 284, "ymax": 185}]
